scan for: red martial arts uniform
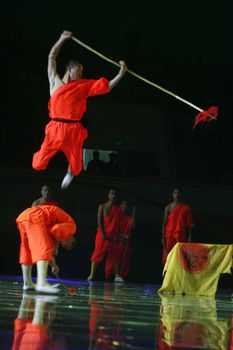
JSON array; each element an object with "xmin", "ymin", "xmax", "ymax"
[
  {"xmin": 91, "ymin": 206, "xmax": 121, "ymax": 267},
  {"xmin": 16, "ymin": 205, "xmax": 76, "ymax": 264},
  {"xmin": 105, "ymin": 212, "xmax": 133, "ymax": 279},
  {"xmin": 32, "ymin": 78, "xmax": 110, "ymax": 176},
  {"xmin": 163, "ymin": 203, "xmax": 193, "ymax": 264}
]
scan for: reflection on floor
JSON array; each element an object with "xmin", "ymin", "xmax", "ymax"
[{"xmin": 0, "ymin": 276, "xmax": 232, "ymax": 349}]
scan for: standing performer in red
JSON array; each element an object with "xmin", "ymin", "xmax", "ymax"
[
  {"xmin": 161, "ymin": 187, "xmax": 194, "ymax": 264},
  {"xmin": 16, "ymin": 205, "xmax": 76, "ymax": 293},
  {"xmin": 87, "ymin": 189, "xmax": 124, "ymax": 283},
  {"xmin": 105, "ymin": 200, "xmax": 135, "ymax": 280},
  {"xmin": 32, "ymin": 30, "xmax": 127, "ymax": 189}
]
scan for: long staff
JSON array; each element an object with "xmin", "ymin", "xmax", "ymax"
[{"xmin": 71, "ymin": 36, "xmax": 218, "ymax": 128}]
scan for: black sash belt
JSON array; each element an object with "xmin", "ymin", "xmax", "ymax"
[{"xmin": 52, "ymin": 118, "xmax": 81, "ymax": 123}]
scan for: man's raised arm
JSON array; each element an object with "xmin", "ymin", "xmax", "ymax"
[
  {"xmin": 108, "ymin": 61, "xmax": 127, "ymax": 90},
  {"xmin": 48, "ymin": 30, "xmax": 72, "ymax": 90}
]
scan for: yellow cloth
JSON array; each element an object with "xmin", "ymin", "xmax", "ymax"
[
  {"xmin": 158, "ymin": 243, "xmax": 233, "ymax": 296},
  {"xmin": 158, "ymin": 295, "xmax": 230, "ymax": 350}
]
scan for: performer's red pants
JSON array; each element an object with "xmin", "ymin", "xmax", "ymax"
[
  {"xmin": 105, "ymin": 241, "xmax": 132, "ymax": 279},
  {"xmin": 32, "ymin": 120, "xmax": 88, "ymax": 176},
  {"xmin": 91, "ymin": 232, "xmax": 121, "ymax": 266},
  {"xmin": 17, "ymin": 220, "xmax": 54, "ymax": 264}
]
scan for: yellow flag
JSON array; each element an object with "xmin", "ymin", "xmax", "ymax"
[{"xmin": 158, "ymin": 243, "xmax": 233, "ymax": 296}]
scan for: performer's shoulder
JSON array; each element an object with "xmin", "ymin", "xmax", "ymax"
[
  {"xmin": 31, "ymin": 198, "xmax": 42, "ymax": 207},
  {"xmin": 101, "ymin": 202, "xmax": 115, "ymax": 210},
  {"xmin": 98, "ymin": 202, "xmax": 106, "ymax": 211},
  {"xmin": 165, "ymin": 203, "xmax": 172, "ymax": 212}
]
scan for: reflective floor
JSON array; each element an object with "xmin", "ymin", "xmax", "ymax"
[{"xmin": 0, "ymin": 276, "xmax": 232, "ymax": 349}]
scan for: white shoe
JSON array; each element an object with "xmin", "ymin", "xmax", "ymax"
[
  {"xmin": 114, "ymin": 276, "xmax": 124, "ymax": 283},
  {"xmin": 35, "ymin": 284, "xmax": 60, "ymax": 294},
  {"xmin": 23, "ymin": 283, "xmax": 36, "ymax": 291},
  {"xmin": 61, "ymin": 169, "xmax": 74, "ymax": 190}
]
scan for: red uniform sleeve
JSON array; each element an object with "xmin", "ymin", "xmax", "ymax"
[{"xmin": 86, "ymin": 77, "xmax": 110, "ymax": 97}]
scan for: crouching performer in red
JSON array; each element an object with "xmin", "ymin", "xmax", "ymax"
[
  {"xmin": 87, "ymin": 189, "xmax": 124, "ymax": 283},
  {"xmin": 32, "ymin": 30, "xmax": 127, "ymax": 190},
  {"xmin": 105, "ymin": 200, "xmax": 135, "ymax": 280},
  {"xmin": 161, "ymin": 187, "xmax": 194, "ymax": 265},
  {"xmin": 16, "ymin": 205, "xmax": 76, "ymax": 293}
]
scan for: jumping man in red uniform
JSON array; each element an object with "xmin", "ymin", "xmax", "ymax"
[
  {"xmin": 32, "ymin": 30, "xmax": 127, "ymax": 189},
  {"xmin": 161, "ymin": 187, "xmax": 194, "ymax": 265}
]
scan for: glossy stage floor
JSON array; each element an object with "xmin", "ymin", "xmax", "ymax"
[{"xmin": 0, "ymin": 276, "xmax": 232, "ymax": 350}]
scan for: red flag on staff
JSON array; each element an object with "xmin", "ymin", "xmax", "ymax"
[{"xmin": 192, "ymin": 106, "xmax": 219, "ymax": 129}]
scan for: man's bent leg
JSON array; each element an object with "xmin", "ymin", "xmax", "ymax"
[
  {"xmin": 32, "ymin": 143, "xmax": 59, "ymax": 171},
  {"xmin": 32, "ymin": 122, "xmax": 60, "ymax": 171},
  {"xmin": 61, "ymin": 125, "xmax": 87, "ymax": 189}
]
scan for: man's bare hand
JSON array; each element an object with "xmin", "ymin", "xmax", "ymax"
[
  {"xmin": 52, "ymin": 264, "xmax": 60, "ymax": 276},
  {"xmin": 60, "ymin": 30, "xmax": 73, "ymax": 40},
  {"xmin": 60, "ymin": 237, "xmax": 76, "ymax": 250},
  {"xmin": 119, "ymin": 61, "xmax": 127, "ymax": 76}
]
